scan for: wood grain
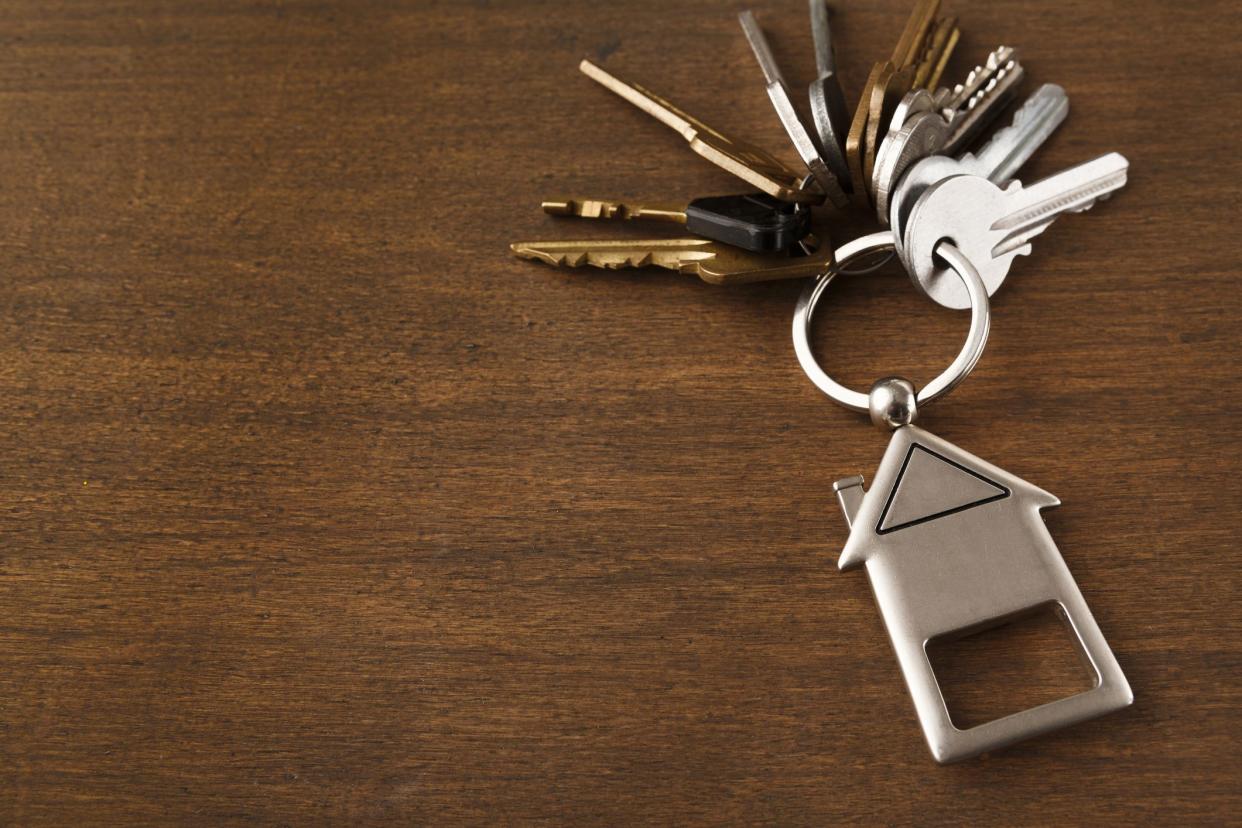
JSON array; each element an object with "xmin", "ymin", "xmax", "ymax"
[{"xmin": 0, "ymin": 0, "xmax": 1238, "ymax": 823}]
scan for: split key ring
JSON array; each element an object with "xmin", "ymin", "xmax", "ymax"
[{"xmin": 792, "ymin": 231, "xmax": 991, "ymax": 423}]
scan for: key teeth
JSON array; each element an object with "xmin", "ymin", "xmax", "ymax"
[{"xmin": 945, "ymin": 45, "xmax": 1018, "ymax": 114}]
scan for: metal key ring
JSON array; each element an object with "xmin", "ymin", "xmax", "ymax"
[{"xmin": 792, "ymin": 231, "xmax": 991, "ymax": 413}]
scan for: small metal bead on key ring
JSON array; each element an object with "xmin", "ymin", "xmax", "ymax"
[{"xmin": 792, "ymin": 231, "xmax": 991, "ymax": 427}]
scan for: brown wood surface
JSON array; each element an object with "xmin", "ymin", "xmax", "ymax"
[{"xmin": 1, "ymin": 0, "xmax": 1239, "ymax": 823}]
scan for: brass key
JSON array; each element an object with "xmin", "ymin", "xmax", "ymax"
[
  {"xmin": 509, "ymin": 238, "xmax": 833, "ymax": 286},
  {"xmin": 913, "ymin": 16, "xmax": 960, "ymax": 90},
  {"xmin": 864, "ymin": 1, "xmax": 947, "ymax": 186},
  {"xmin": 846, "ymin": 0, "xmax": 954, "ymax": 205},
  {"xmin": 579, "ymin": 60, "xmax": 824, "ymax": 205}
]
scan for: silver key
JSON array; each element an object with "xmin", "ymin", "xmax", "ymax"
[
  {"xmin": 739, "ymin": 10, "xmax": 850, "ymax": 208},
  {"xmin": 970, "ymin": 83, "xmax": 1069, "ymax": 184},
  {"xmin": 891, "ymin": 84, "xmax": 1070, "ymax": 268},
  {"xmin": 936, "ymin": 46, "xmax": 1017, "ymax": 122},
  {"xmin": 904, "ymin": 152, "xmax": 1129, "ymax": 308},
  {"xmin": 807, "ymin": 0, "xmax": 851, "ymax": 190},
  {"xmin": 871, "ymin": 48, "xmax": 1026, "ymax": 221},
  {"xmin": 872, "ymin": 110, "xmax": 949, "ymax": 223},
  {"xmin": 888, "ymin": 88, "xmax": 937, "ymax": 134},
  {"xmin": 942, "ymin": 52, "xmax": 1024, "ymax": 155}
]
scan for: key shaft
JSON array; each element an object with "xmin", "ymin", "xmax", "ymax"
[
  {"xmin": 939, "ymin": 46, "xmax": 1016, "ymax": 115},
  {"xmin": 913, "ymin": 17, "xmax": 959, "ymax": 89},
  {"xmin": 739, "ymin": 11, "xmax": 850, "ymax": 208},
  {"xmin": 580, "ymin": 59, "xmax": 822, "ymax": 204},
  {"xmin": 973, "ymin": 83, "xmax": 1070, "ymax": 186},
  {"xmin": 510, "ymin": 238, "xmax": 834, "ymax": 285},
  {"xmin": 809, "ymin": 0, "xmax": 838, "ymax": 76},
  {"xmin": 988, "ymin": 152, "xmax": 1129, "ymax": 256},
  {"xmin": 892, "ymin": 0, "xmax": 940, "ymax": 67},
  {"xmin": 943, "ymin": 62, "xmax": 1025, "ymax": 157},
  {"xmin": 739, "ymin": 10, "xmax": 783, "ymax": 85},
  {"xmin": 543, "ymin": 199, "xmax": 686, "ymax": 224},
  {"xmin": 806, "ymin": 0, "xmax": 851, "ymax": 189}
]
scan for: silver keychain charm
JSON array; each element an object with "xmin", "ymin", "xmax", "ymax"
[{"xmin": 793, "ymin": 233, "xmax": 1132, "ymax": 763}]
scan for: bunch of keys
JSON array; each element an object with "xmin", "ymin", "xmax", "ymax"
[
  {"xmin": 510, "ymin": 0, "xmax": 1134, "ymax": 763},
  {"xmin": 510, "ymin": 58, "xmax": 839, "ymax": 285},
  {"xmin": 511, "ymin": 0, "xmax": 1127, "ymax": 305}
]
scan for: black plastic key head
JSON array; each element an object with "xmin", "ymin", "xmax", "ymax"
[{"xmin": 684, "ymin": 194, "xmax": 812, "ymax": 253}]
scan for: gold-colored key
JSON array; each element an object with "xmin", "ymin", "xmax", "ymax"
[
  {"xmin": 863, "ymin": 0, "xmax": 943, "ymax": 187},
  {"xmin": 509, "ymin": 239, "xmax": 833, "ymax": 286},
  {"xmin": 579, "ymin": 59, "xmax": 824, "ymax": 205},
  {"xmin": 845, "ymin": 62, "xmax": 889, "ymax": 209},
  {"xmin": 542, "ymin": 199, "xmax": 686, "ymax": 224},
  {"xmin": 846, "ymin": 0, "xmax": 947, "ymax": 206},
  {"xmin": 913, "ymin": 16, "xmax": 960, "ymax": 90},
  {"xmin": 893, "ymin": 0, "xmax": 941, "ymax": 67}
]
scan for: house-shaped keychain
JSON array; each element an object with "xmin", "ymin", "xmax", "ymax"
[{"xmin": 833, "ymin": 425, "xmax": 1133, "ymax": 763}]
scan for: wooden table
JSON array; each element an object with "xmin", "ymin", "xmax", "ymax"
[{"xmin": 2, "ymin": 1, "xmax": 1238, "ymax": 823}]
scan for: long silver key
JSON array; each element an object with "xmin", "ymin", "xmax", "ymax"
[
  {"xmin": 807, "ymin": 0, "xmax": 851, "ymax": 190},
  {"xmin": 904, "ymin": 152, "xmax": 1129, "ymax": 308},
  {"xmin": 891, "ymin": 84, "xmax": 1070, "ymax": 267},
  {"xmin": 740, "ymin": 10, "xmax": 850, "ymax": 208}
]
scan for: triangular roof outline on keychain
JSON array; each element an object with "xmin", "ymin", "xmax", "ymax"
[
  {"xmin": 876, "ymin": 444, "xmax": 1010, "ymax": 533},
  {"xmin": 837, "ymin": 427, "xmax": 1059, "ymax": 571}
]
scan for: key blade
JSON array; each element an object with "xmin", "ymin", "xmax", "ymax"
[
  {"xmin": 806, "ymin": 0, "xmax": 850, "ymax": 189},
  {"xmin": 739, "ymin": 11, "xmax": 784, "ymax": 86},
  {"xmin": 511, "ymin": 239, "xmax": 833, "ymax": 286},
  {"xmin": 941, "ymin": 46, "xmax": 1017, "ymax": 116},
  {"xmin": 809, "ymin": 0, "xmax": 837, "ymax": 77},
  {"xmin": 739, "ymin": 11, "xmax": 849, "ymax": 208},
  {"xmin": 579, "ymin": 59, "xmax": 821, "ymax": 204},
  {"xmin": 943, "ymin": 59, "xmax": 1025, "ymax": 156},
  {"xmin": 892, "ymin": 0, "xmax": 941, "ymax": 67},
  {"xmin": 694, "ymin": 247, "xmax": 835, "ymax": 285},
  {"xmin": 510, "ymin": 239, "xmax": 717, "ymax": 272},
  {"xmin": 542, "ymin": 198, "xmax": 687, "ymax": 224},
  {"xmin": 974, "ymin": 83, "xmax": 1069, "ymax": 184},
  {"xmin": 579, "ymin": 59, "xmax": 694, "ymax": 137},
  {"xmin": 989, "ymin": 152, "xmax": 1129, "ymax": 257},
  {"xmin": 913, "ymin": 17, "xmax": 959, "ymax": 89}
]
